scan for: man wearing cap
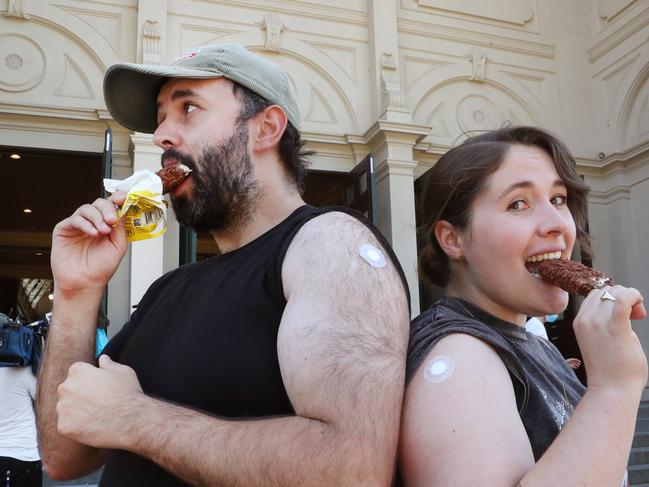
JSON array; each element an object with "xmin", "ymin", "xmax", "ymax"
[{"xmin": 37, "ymin": 44, "xmax": 410, "ymax": 486}]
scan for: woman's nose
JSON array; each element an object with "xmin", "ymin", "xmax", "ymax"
[{"xmin": 538, "ymin": 203, "xmax": 572, "ymax": 237}]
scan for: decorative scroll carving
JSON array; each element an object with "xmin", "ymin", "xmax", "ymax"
[
  {"xmin": 5, "ymin": 0, "xmax": 29, "ymax": 19},
  {"xmin": 380, "ymin": 52, "xmax": 404, "ymax": 110},
  {"xmin": 142, "ymin": 20, "xmax": 162, "ymax": 65},
  {"xmin": 467, "ymin": 48, "xmax": 487, "ymax": 82},
  {"xmin": 259, "ymin": 12, "xmax": 286, "ymax": 52}
]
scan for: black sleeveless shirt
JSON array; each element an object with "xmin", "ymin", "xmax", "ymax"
[{"xmin": 101, "ymin": 205, "xmax": 408, "ymax": 486}]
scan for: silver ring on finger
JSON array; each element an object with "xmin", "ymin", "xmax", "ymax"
[{"xmin": 600, "ymin": 289, "xmax": 616, "ymax": 302}]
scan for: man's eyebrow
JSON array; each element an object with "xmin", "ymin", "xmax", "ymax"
[
  {"xmin": 497, "ymin": 179, "xmax": 566, "ymax": 200},
  {"xmin": 170, "ymin": 89, "xmax": 199, "ymax": 101},
  {"xmin": 156, "ymin": 89, "xmax": 200, "ymax": 110}
]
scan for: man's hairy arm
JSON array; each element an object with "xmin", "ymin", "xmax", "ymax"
[
  {"xmin": 37, "ymin": 296, "xmax": 109, "ymax": 479},
  {"xmin": 106, "ymin": 212, "xmax": 410, "ymax": 486}
]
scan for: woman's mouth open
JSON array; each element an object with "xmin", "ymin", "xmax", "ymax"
[{"xmin": 525, "ymin": 251, "xmax": 562, "ymax": 279}]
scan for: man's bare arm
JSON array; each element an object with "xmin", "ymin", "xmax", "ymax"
[
  {"xmin": 37, "ymin": 295, "xmax": 109, "ymax": 479},
  {"xmin": 61, "ymin": 212, "xmax": 409, "ymax": 486},
  {"xmin": 37, "ymin": 195, "xmax": 126, "ymax": 480}
]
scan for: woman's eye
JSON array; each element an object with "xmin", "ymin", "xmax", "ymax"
[
  {"xmin": 507, "ymin": 199, "xmax": 529, "ymax": 211},
  {"xmin": 551, "ymin": 195, "xmax": 568, "ymax": 206},
  {"xmin": 185, "ymin": 104, "xmax": 197, "ymax": 114}
]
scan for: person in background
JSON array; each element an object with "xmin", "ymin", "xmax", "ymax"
[
  {"xmin": 0, "ymin": 314, "xmax": 42, "ymax": 487},
  {"xmin": 526, "ymin": 315, "xmax": 582, "ymax": 370},
  {"xmin": 525, "ymin": 315, "xmax": 549, "ymax": 340},
  {"xmin": 399, "ymin": 126, "xmax": 644, "ymax": 486}
]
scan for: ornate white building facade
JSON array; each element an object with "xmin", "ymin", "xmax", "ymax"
[{"xmin": 1, "ymin": 0, "xmax": 648, "ymax": 348}]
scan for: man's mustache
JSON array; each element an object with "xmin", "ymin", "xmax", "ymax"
[{"xmin": 161, "ymin": 149, "xmax": 197, "ymax": 172}]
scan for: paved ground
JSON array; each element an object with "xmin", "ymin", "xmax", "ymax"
[{"xmin": 43, "ymin": 468, "xmax": 102, "ymax": 486}]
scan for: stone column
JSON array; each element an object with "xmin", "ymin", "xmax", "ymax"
[
  {"xmin": 365, "ymin": 121, "xmax": 430, "ymax": 316},
  {"xmin": 367, "ymin": 0, "xmax": 432, "ymax": 315}
]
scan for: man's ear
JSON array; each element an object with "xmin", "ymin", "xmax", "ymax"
[
  {"xmin": 250, "ymin": 105, "xmax": 288, "ymax": 153},
  {"xmin": 434, "ymin": 220, "xmax": 465, "ymax": 260}
]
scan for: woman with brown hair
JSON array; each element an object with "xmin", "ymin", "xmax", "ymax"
[{"xmin": 399, "ymin": 126, "xmax": 646, "ymax": 486}]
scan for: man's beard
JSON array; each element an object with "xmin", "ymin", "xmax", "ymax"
[{"xmin": 164, "ymin": 125, "xmax": 261, "ymax": 233}]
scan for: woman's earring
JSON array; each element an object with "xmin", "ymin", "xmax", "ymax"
[{"xmin": 450, "ymin": 252, "xmax": 465, "ymax": 263}]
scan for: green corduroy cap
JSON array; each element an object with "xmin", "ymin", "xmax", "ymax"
[{"xmin": 103, "ymin": 44, "xmax": 301, "ymax": 133}]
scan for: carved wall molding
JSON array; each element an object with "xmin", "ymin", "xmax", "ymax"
[
  {"xmin": 398, "ymin": 18, "xmax": 554, "ymax": 59},
  {"xmin": 190, "ymin": 0, "xmax": 368, "ymax": 26},
  {"xmin": 598, "ymin": 0, "xmax": 637, "ymax": 20},
  {"xmin": 0, "ymin": 34, "xmax": 45, "ymax": 92},
  {"xmin": 415, "ymin": 0, "xmax": 534, "ymax": 25},
  {"xmin": 413, "ymin": 78, "xmax": 542, "ymax": 146},
  {"xmin": 304, "ymin": 84, "xmax": 337, "ymax": 124},
  {"xmin": 54, "ymin": 54, "xmax": 94, "ymax": 99},
  {"xmin": 455, "ymin": 94, "xmax": 509, "ymax": 134},
  {"xmin": 142, "ymin": 19, "xmax": 162, "ymax": 65},
  {"xmin": 178, "ymin": 23, "xmax": 239, "ymax": 52},
  {"xmin": 305, "ymin": 41, "xmax": 358, "ymax": 85},
  {"xmin": 269, "ymin": 48, "xmax": 359, "ymax": 133},
  {"xmin": 258, "ymin": 12, "xmax": 287, "ymax": 52},
  {"xmin": 467, "ymin": 48, "xmax": 487, "ymax": 82},
  {"xmin": 5, "ymin": 0, "xmax": 29, "ymax": 19},
  {"xmin": 587, "ymin": 6, "xmax": 649, "ymax": 62},
  {"xmin": 380, "ymin": 51, "xmax": 404, "ymax": 111},
  {"xmin": 58, "ymin": 6, "xmax": 122, "ymax": 57},
  {"xmin": 601, "ymin": 55, "xmax": 638, "ymax": 110},
  {"xmin": 500, "ymin": 70, "xmax": 547, "ymax": 106},
  {"xmin": 589, "ymin": 185, "xmax": 632, "ymax": 205},
  {"xmin": 402, "ymin": 55, "xmax": 452, "ymax": 92},
  {"xmin": 618, "ymin": 64, "xmax": 649, "ymax": 149}
]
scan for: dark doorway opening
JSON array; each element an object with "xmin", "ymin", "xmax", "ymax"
[{"xmin": 0, "ymin": 146, "xmax": 102, "ymax": 322}]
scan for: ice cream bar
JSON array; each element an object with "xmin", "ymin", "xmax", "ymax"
[
  {"xmin": 536, "ymin": 259, "xmax": 613, "ymax": 295},
  {"xmin": 156, "ymin": 164, "xmax": 191, "ymax": 194}
]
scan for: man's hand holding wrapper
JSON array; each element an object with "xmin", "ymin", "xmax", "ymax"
[
  {"xmin": 51, "ymin": 191, "xmax": 128, "ymax": 298},
  {"xmin": 51, "ymin": 164, "xmax": 191, "ymax": 296}
]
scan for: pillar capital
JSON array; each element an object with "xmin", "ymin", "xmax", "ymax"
[{"xmin": 362, "ymin": 121, "xmax": 429, "ymax": 316}]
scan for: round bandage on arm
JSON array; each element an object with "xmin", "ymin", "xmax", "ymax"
[
  {"xmin": 358, "ymin": 243, "xmax": 387, "ymax": 268},
  {"xmin": 423, "ymin": 355, "xmax": 455, "ymax": 383}
]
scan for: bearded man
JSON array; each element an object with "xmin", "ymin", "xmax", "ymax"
[{"xmin": 37, "ymin": 44, "xmax": 410, "ymax": 486}]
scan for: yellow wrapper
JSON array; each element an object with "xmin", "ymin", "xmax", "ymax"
[{"xmin": 103, "ymin": 170, "xmax": 167, "ymax": 242}]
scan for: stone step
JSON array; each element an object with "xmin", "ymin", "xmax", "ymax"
[
  {"xmin": 629, "ymin": 464, "xmax": 649, "ymax": 484},
  {"xmin": 638, "ymin": 404, "xmax": 649, "ymax": 418},
  {"xmin": 630, "ymin": 447, "xmax": 649, "ymax": 466},
  {"xmin": 634, "ymin": 433, "xmax": 649, "ymax": 448},
  {"xmin": 638, "ymin": 419, "xmax": 649, "ymax": 432}
]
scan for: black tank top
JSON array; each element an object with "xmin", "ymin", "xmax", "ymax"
[{"xmin": 101, "ymin": 205, "xmax": 409, "ymax": 486}]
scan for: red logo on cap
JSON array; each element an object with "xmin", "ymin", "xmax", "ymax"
[{"xmin": 174, "ymin": 48, "xmax": 200, "ymax": 62}]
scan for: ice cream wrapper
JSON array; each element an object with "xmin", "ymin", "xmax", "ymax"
[{"xmin": 103, "ymin": 170, "xmax": 167, "ymax": 242}]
